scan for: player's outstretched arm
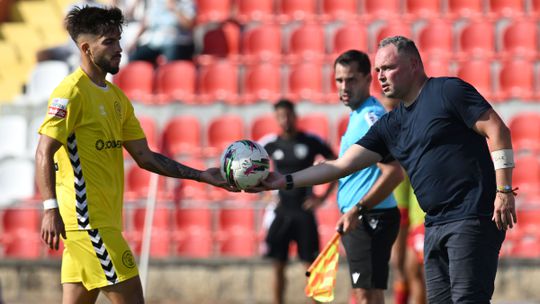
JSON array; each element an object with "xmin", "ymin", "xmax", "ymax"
[
  {"xmin": 124, "ymin": 138, "xmax": 237, "ymax": 191},
  {"xmin": 35, "ymin": 134, "xmax": 66, "ymax": 250},
  {"xmin": 251, "ymin": 144, "xmax": 382, "ymax": 192}
]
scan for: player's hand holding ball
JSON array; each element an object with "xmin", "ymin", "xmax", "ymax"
[{"xmin": 220, "ymin": 140, "xmax": 271, "ymax": 191}]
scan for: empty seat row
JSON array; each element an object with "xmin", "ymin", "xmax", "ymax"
[
  {"xmin": 3, "ymin": 204, "xmax": 540, "ymax": 259},
  {"xmin": 199, "ymin": 19, "xmax": 540, "ymax": 64},
  {"xmin": 196, "ymin": 0, "xmax": 540, "ymax": 24},
  {"xmin": 114, "ymin": 57, "xmax": 540, "ymax": 106}
]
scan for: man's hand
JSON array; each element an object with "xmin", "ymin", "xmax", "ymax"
[
  {"xmin": 303, "ymin": 195, "xmax": 324, "ymax": 211},
  {"xmin": 245, "ymin": 172, "xmax": 285, "ymax": 192},
  {"xmin": 336, "ymin": 207, "xmax": 362, "ymax": 234},
  {"xmin": 492, "ymin": 192, "xmax": 517, "ymax": 230},
  {"xmin": 41, "ymin": 208, "xmax": 66, "ymax": 250},
  {"xmin": 199, "ymin": 167, "xmax": 239, "ymax": 192}
]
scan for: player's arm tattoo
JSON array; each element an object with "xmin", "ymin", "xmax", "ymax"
[{"xmin": 148, "ymin": 153, "xmax": 201, "ymax": 181}]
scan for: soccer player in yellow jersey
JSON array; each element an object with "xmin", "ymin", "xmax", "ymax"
[{"xmin": 35, "ymin": 6, "xmax": 230, "ymax": 304}]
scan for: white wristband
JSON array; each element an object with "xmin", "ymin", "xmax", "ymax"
[
  {"xmin": 491, "ymin": 149, "xmax": 515, "ymax": 170},
  {"xmin": 43, "ymin": 198, "xmax": 59, "ymax": 210}
]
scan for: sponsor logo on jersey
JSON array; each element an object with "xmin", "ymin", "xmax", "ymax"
[
  {"xmin": 48, "ymin": 98, "xmax": 69, "ymax": 118},
  {"xmin": 364, "ymin": 111, "xmax": 379, "ymax": 126},
  {"xmin": 95, "ymin": 139, "xmax": 123, "ymax": 150}
]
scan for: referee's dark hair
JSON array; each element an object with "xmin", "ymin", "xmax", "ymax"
[
  {"xmin": 274, "ymin": 99, "xmax": 296, "ymax": 112},
  {"xmin": 334, "ymin": 49, "xmax": 371, "ymax": 76}
]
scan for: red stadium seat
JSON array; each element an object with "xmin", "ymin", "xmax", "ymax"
[
  {"xmin": 501, "ymin": 20, "xmax": 538, "ymax": 60},
  {"xmin": 174, "ymin": 207, "xmax": 214, "ymax": 257},
  {"xmin": 330, "ymin": 22, "xmax": 369, "ymax": 59},
  {"xmin": 161, "ymin": 115, "xmax": 202, "ymax": 157},
  {"xmin": 205, "ymin": 114, "xmax": 245, "ymax": 157},
  {"xmin": 497, "ymin": 59, "xmax": 535, "ymax": 101},
  {"xmin": 131, "ymin": 207, "xmax": 172, "ymax": 258},
  {"xmin": 417, "ymin": 20, "xmax": 453, "ymax": 60},
  {"xmin": 241, "ymin": 23, "xmax": 282, "ymax": 64},
  {"xmin": 513, "ymin": 155, "xmax": 540, "ymax": 196},
  {"xmin": 197, "ymin": 21, "xmax": 241, "ymax": 65},
  {"xmin": 196, "ymin": 0, "xmax": 232, "ymax": 24},
  {"xmin": 374, "ymin": 21, "xmax": 413, "ymax": 52},
  {"xmin": 423, "ymin": 57, "xmax": 452, "ymax": 78},
  {"xmin": 234, "ymin": 0, "xmax": 274, "ymax": 23},
  {"xmin": 242, "ymin": 62, "xmax": 282, "ymax": 104},
  {"xmin": 532, "ymin": 0, "xmax": 540, "ymax": 16},
  {"xmin": 321, "ymin": 0, "xmax": 359, "ymax": 22},
  {"xmin": 124, "ymin": 165, "xmax": 172, "ymax": 202},
  {"xmin": 487, "ymin": 0, "xmax": 525, "ymax": 18},
  {"xmin": 405, "ymin": 0, "xmax": 442, "ymax": 19},
  {"xmin": 315, "ymin": 206, "xmax": 342, "ymax": 251},
  {"xmin": 456, "ymin": 59, "xmax": 494, "ymax": 101},
  {"xmin": 113, "ymin": 61, "xmax": 154, "ymax": 104},
  {"xmin": 1, "ymin": 208, "xmax": 42, "ymax": 259},
  {"xmin": 286, "ymin": 23, "xmax": 326, "ymax": 64},
  {"xmin": 509, "ymin": 113, "xmax": 540, "ymax": 154},
  {"xmin": 457, "ymin": 20, "xmax": 496, "ymax": 60},
  {"xmin": 298, "ymin": 113, "xmax": 330, "ymax": 142},
  {"xmin": 286, "ymin": 62, "xmax": 324, "ymax": 103},
  {"xmin": 363, "ymin": 0, "xmax": 401, "ymax": 20},
  {"xmin": 138, "ymin": 116, "xmax": 159, "ymax": 152},
  {"xmin": 216, "ymin": 207, "xmax": 257, "ymax": 257},
  {"xmin": 446, "ymin": 0, "xmax": 484, "ymax": 19},
  {"xmin": 277, "ymin": 0, "xmax": 317, "ymax": 22},
  {"xmin": 154, "ymin": 60, "xmax": 196, "ymax": 104},
  {"xmin": 197, "ymin": 60, "xmax": 239, "ymax": 104},
  {"xmin": 251, "ymin": 114, "xmax": 281, "ymax": 142}
]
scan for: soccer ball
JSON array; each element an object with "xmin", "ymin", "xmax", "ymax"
[{"xmin": 220, "ymin": 140, "xmax": 270, "ymax": 190}]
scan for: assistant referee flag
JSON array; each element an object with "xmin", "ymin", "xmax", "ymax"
[{"xmin": 305, "ymin": 232, "xmax": 341, "ymax": 302}]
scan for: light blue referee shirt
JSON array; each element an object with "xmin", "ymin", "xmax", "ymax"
[{"xmin": 337, "ymin": 96, "xmax": 397, "ymax": 213}]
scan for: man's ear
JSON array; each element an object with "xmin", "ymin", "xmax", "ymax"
[{"xmin": 80, "ymin": 40, "xmax": 90, "ymax": 56}]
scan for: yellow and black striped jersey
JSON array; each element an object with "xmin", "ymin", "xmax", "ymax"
[{"xmin": 39, "ymin": 68, "xmax": 145, "ymax": 231}]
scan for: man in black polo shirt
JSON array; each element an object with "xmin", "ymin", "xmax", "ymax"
[
  {"xmin": 252, "ymin": 37, "xmax": 516, "ymax": 303},
  {"xmin": 260, "ymin": 99, "xmax": 336, "ymax": 304}
]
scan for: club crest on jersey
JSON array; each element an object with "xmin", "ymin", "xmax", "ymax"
[{"xmin": 48, "ymin": 98, "xmax": 69, "ymax": 118}]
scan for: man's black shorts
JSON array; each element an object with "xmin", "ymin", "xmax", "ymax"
[
  {"xmin": 264, "ymin": 207, "xmax": 319, "ymax": 263},
  {"xmin": 341, "ymin": 207, "xmax": 400, "ymax": 289}
]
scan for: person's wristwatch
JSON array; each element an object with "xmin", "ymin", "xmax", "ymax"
[
  {"xmin": 285, "ymin": 174, "xmax": 294, "ymax": 190},
  {"xmin": 354, "ymin": 201, "xmax": 366, "ymax": 215}
]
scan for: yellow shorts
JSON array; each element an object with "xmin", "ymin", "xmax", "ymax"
[{"xmin": 61, "ymin": 228, "xmax": 138, "ymax": 290}]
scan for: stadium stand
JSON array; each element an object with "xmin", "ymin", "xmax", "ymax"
[
  {"xmin": 2, "ymin": 0, "xmax": 540, "ymax": 264},
  {"xmin": 446, "ymin": 0, "xmax": 484, "ymax": 19},
  {"xmin": 154, "ymin": 60, "xmax": 197, "ymax": 104},
  {"xmin": 1, "ymin": 207, "xmax": 42, "ymax": 259},
  {"xmin": 161, "ymin": 115, "xmax": 203, "ymax": 157},
  {"xmin": 175, "ymin": 207, "xmax": 214, "ymax": 257},
  {"xmin": 234, "ymin": 0, "xmax": 275, "ymax": 24},
  {"xmin": 250, "ymin": 114, "xmax": 280, "ymax": 142}
]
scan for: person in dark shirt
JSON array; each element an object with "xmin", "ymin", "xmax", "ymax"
[
  {"xmin": 252, "ymin": 36, "xmax": 516, "ymax": 304},
  {"xmin": 260, "ymin": 99, "xmax": 336, "ymax": 304}
]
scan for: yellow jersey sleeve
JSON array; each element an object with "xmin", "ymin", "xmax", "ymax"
[{"xmin": 38, "ymin": 82, "xmax": 83, "ymax": 144}]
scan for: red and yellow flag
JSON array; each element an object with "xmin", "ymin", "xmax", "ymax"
[{"xmin": 305, "ymin": 232, "xmax": 341, "ymax": 302}]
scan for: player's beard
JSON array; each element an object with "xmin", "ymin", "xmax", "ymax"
[{"xmin": 95, "ymin": 56, "xmax": 120, "ymax": 75}]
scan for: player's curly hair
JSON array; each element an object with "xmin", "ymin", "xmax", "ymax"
[{"xmin": 65, "ymin": 5, "xmax": 124, "ymax": 42}]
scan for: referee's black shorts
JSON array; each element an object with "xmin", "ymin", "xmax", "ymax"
[
  {"xmin": 264, "ymin": 208, "xmax": 320, "ymax": 263},
  {"xmin": 342, "ymin": 207, "xmax": 400, "ymax": 290}
]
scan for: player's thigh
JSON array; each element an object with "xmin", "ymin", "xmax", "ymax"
[
  {"xmin": 447, "ymin": 218, "xmax": 504, "ymax": 304},
  {"xmin": 423, "ymin": 224, "xmax": 452, "ymax": 304},
  {"xmin": 100, "ymin": 275, "xmax": 144, "ymax": 304},
  {"xmin": 63, "ymin": 283, "xmax": 99, "ymax": 304}
]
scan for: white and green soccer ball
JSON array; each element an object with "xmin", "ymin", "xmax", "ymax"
[{"xmin": 220, "ymin": 140, "xmax": 270, "ymax": 190}]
